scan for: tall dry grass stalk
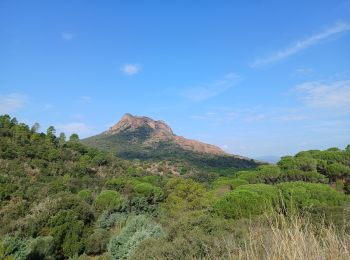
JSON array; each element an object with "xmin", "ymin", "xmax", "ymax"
[{"xmin": 207, "ymin": 214, "xmax": 350, "ymax": 260}]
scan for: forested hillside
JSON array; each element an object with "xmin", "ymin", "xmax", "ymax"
[
  {"xmin": 1, "ymin": 114, "xmax": 350, "ymax": 259},
  {"xmin": 82, "ymin": 113, "xmax": 259, "ymax": 174}
]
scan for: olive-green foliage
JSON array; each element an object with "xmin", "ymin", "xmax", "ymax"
[
  {"xmin": 94, "ymin": 190, "xmax": 124, "ymax": 211},
  {"xmin": 27, "ymin": 236, "xmax": 55, "ymax": 260},
  {"xmin": 130, "ymin": 213, "xmax": 243, "ymax": 260},
  {"xmin": 214, "ymin": 184, "xmax": 279, "ymax": 219},
  {"xmin": 85, "ymin": 229, "xmax": 109, "ymax": 255},
  {"xmin": 1, "ymin": 235, "xmax": 30, "ymax": 260},
  {"xmin": 1, "ymin": 115, "xmax": 350, "ymax": 259},
  {"xmin": 77, "ymin": 189, "xmax": 93, "ymax": 204},
  {"xmin": 108, "ymin": 215, "xmax": 164, "ymax": 259},
  {"xmin": 97, "ymin": 211, "xmax": 127, "ymax": 230},
  {"xmin": 49, "ymin": 210, "xmax": 85, "ymax": 258},
  {"xmin": 278, "ymin": 169, "xmax": 327, "ymax": 183},
  {"xmin": 161, "ymin": 178, "xmax": 209, "ymax": 218},
  {"xmin": 277, "ymin": 182, "xmax": 348, "ymax": 213},
  {"xmin": 133, "ymin": 182, "xmax": 164, "ymax": 202},
  {"xmin": 326, "ymin": 163, "xmax": 350, "ymax": 180},
  {"xmin": 213, "ymin": 177, "xmax": 248, "ymax": 190}
]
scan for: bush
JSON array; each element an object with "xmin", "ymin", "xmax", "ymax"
[
  {"xmin": 85, "ymin": 229, "xmax": 109, "ymax": 255},
  {"xmin": 94, "ymin": 190, "xmax": 124, "ymax": 211},
  {"xmin": 27, "ymin": 236, "xmax": 55, "ymax": 260},
  {"xmin": 97, "ymin": 211, "xmax": 127, "ymax": 230},
  {"xmin": 49, "ymin": 210, "xmax": 85, "ymax": 258},
  {"xmin": 133, "ymin": 182, "xmax": 164, "ymax": 202},
  {"xmin": 278, "ymin": 182, "xmax": 348, "ymax": 214},
  {"xmin": 213, "ymin": 184, "xmax": 279, "ymax": 219},
  {"xmin": 77, "ymin": 189, "xmax": 93, "ymax": 204},
  {"xmin": 108, "ymin": 215, "xmax": 164, "ymax": 259},
  {"xmin": 161, "ymin": 178, "xmax": 209, "ymax": 218},
  {"xmin": 1, "ymin": 235, "xmax": 30, "ymax": 260},
  {"xmin": 213, "ymin": 177, "xmax": 248, "ymax": 190}
]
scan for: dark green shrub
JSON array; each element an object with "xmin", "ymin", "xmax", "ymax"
[{"xmin": 85, "ymin": 229, "xmax": 109, "ymax": 255}]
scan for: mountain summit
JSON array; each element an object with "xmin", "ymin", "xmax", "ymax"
[
  {"xmin": 82, "ymin": 113, "xmax": 258, "ymax": 171},
  {"xmin": 106, "ymin": 113, "xmax": 226, "ymax": 155},
  {"xmin": 108, "ymin": 113, "xmax": 174, "ymax": 136}
]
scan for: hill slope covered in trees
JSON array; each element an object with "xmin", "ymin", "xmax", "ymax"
[
  {"xmin": 82, "ymin": 113, "xmax": 259, "ymax": 175},
  {"xmin": 1, "ymin": 114, "xmax": 350, "ymax": 259}
]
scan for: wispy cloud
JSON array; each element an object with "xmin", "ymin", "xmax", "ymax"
[
  {"xmin": 295, "ymin": 80, "xmax": 350, "ymax": 112},
  {"xmin": 80, "ymin": 96, "xmax": 91, "ymax": 103},
  {"xmin": 291, "ymin": 68, "xmax": 314, "ymax": 77},
  {"xmin": 0, "ymin": 93, "xmax": 27, "ymax": 114},
  {"xmin": 56, "ymin": 122, "xmax": 93, "ymax": 137},
  {"xmin": 182, "ymin": 73, "xmax": 240, "ymax": 102},
  {"xmin": 121, "ymin": 64, "xmax": 141, "ymax": 76},
  {"xmin": 61, "ymin": 31, "xmax": 75, "ymax": 41},
  {"xmin": 251, "ymin": 22, "xmax": 350, "ymax": 68}
]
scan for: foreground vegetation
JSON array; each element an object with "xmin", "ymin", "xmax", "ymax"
[{"xmin": 1, "ymin": 115, "xmax": 350, "ymax": 259}]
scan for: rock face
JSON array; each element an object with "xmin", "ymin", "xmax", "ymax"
[
  {"xmin": 109, "ymin": 113, "xmax": 173, "ymax": 136},
  {"xmin": 107, "ymin": 113, "xmax": 226, "ymax": 155}
]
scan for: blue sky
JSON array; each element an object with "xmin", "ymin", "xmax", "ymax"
[{"xmin": 1, "ymin": 1, "xmax": 350, "ymax": 158}]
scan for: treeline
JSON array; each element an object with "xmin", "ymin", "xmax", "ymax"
[{"xmin": 0, "ymin": 115, "xmax": 349, "ymax": 259}]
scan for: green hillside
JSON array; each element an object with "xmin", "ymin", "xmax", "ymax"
[
  {"xmin": 1, "ymin": 114, "xmax": 350, "ymax": 259},
  {"xmin": 82, "ymin": 115, "xmax": 259, "ymax": 174}
]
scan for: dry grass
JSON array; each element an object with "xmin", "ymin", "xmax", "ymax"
[{"xmin": 205, "ymin": 214, "xmax": 350, "ymax": 260}]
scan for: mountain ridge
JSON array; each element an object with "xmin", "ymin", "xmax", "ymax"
[
  {"xmin": 82, "ymin": 113, "xmax": 259, "ymax": 172},
  {"xmin": 106, "ymin": 113, "xmax": 231, "ymax": 156}
]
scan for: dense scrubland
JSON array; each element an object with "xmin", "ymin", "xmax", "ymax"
[{"xmin": 1, "ymin": 114, "xmax": 350, "ymax": 259}]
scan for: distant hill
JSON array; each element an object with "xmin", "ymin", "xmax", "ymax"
[
  {"xmin": 254, "ymin": 155, "xmax": 281, "ymax": 164},
  {"xmin": 82, "ymin": 113, "xmax": 259, "ymax": 173}
]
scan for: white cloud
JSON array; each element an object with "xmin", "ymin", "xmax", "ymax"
[
  {"xmin": 272, "ymin": 114, "xmax": 308, "ymax": 122},
  {"xmin": 251, "ymin": 22, "xmax": 350, "ymax": 68},
  {"xmin": 244, "ymin": 113, "xmax": 269, "ymax": 122},
  {"xmin": 295, "ymin": 80, "xmax": 350, "ymax": 111},
  {"xmin": 56, "ymin": 123, "xmax": 93, "ymax": 138},
  {"xmin": 292, "ymin": 68, "xmax": 314, "ymax": 77},
  {"xmin": 0, "ymin": 93, "xmax": 27, "ymax": 114},
  {"xmin": 61, "ymin": 31, "xmax": 74, "ymax": 41},
  {"xmin": 121, "ymin": 64, "xmax": 141, "ymax": 76},
  {"xmin": 182, "ymin": 73, "xmax": 240, "ymax": 102}
]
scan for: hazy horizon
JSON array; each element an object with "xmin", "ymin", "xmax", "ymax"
[{"xmin": 1, "ymin": 1, "xmax": 350, "ymax": 158}]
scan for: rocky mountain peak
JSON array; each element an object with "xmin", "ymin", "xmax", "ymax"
[{"xmin": 108, "ymin": 113, "xmax": 173, "ymax": 135}]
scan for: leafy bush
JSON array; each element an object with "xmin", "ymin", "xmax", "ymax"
[
  {"xmin": 77, "ymin": 189, "xmax": 93, "ymax": 204},
  {"xmin": 49, "ymin": 210, "xmax": 85, "ymax": 258},
  {"xmin": 161, "ymin": 178, "xmax": 209, "ymax": 218},
  {"xmin": 27, "ymin": 236, "xmax": 55, "ymax": 260},
  {"xmin": 94, "ymin": 190, "xmax": 124, "ymax": 211},
  {"xmin": 277, "ymin": 182, "xmax": 348, "ymax": 213},
  {"xmin": 213, "ymin": 177, "xmax": 248, "ymax": 190},
  {"xmin": 108, "ymin": 215, "xmax": 164, "ymax": 259},
  {"xmin": 85, "ymin": 229, "xmax": 109, "ymax": 255},
  {"xmin": 97, "ymin": 211, "xmax": 127, "ymax": 230},
  {"xmin": 133, "ymin": 182, "xmax": 164, "ymax": 202},
  {"xmin": 1, "ymin": 235, "xmax": 30, "ymax": 260},
  {"xmin": 213, "ymin": 184, "xmax": 279, "ymax": 219}
]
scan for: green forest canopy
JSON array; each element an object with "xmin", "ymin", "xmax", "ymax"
[{"xmin": 0, "ymin": 115, "xmax": 349, "ymax": 259}]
